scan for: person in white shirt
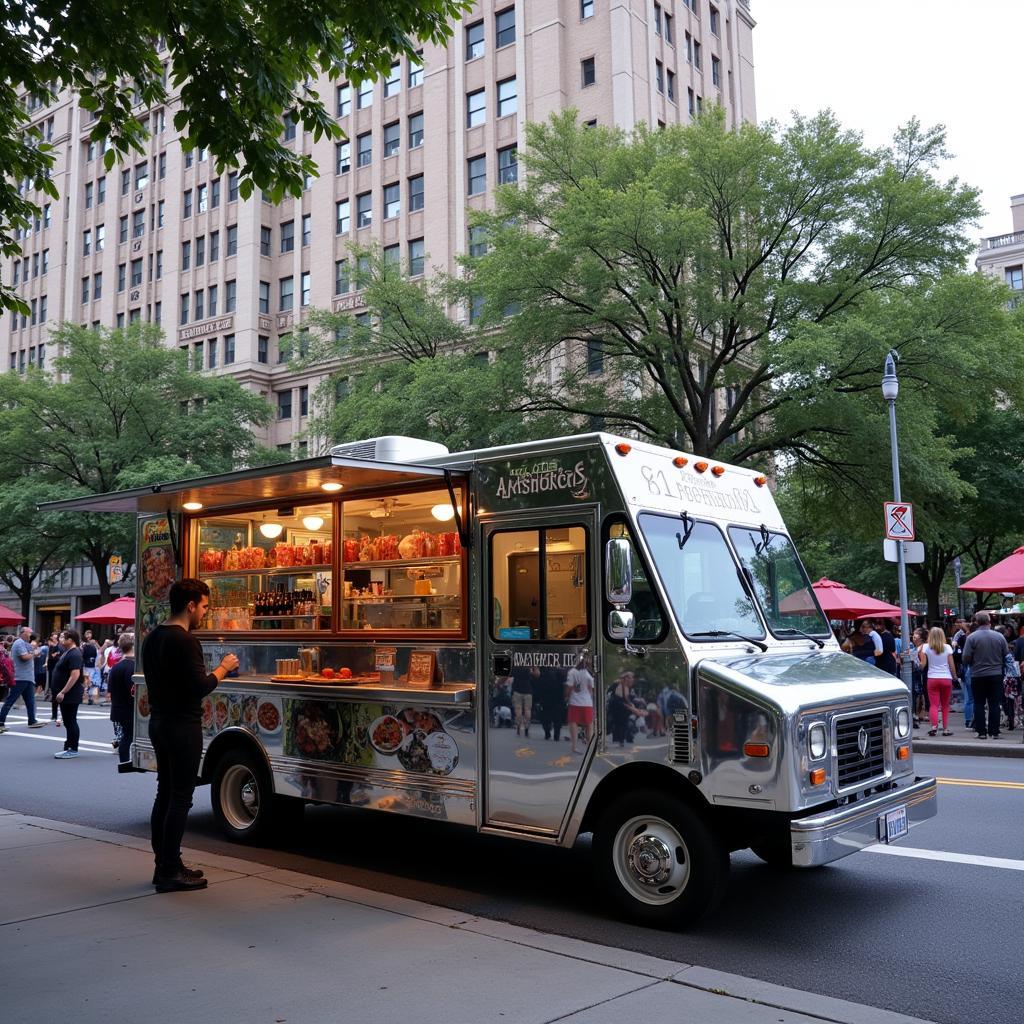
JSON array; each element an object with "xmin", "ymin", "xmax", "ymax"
[{"xmin": 919, "ymin": 626, "xmax": 956, "ymax": 736}]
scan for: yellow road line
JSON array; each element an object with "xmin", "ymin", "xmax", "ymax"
[{"xmin": 936, "ymin": 777, "xmax": 1024, "ymax": 790}]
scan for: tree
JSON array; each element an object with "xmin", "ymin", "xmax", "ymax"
[
  {"xmin": 0, "ymin": 476, "xmax": 70, "ymax": 620},
  {"xmin": 0, "ymin": 323, "xmax": 274, "ymax": 602},
  {"xmin": 467, "ymin": 109, "xmax": 996, "ymax": 467},
  {"xmin": 1, "ymin": 0, "xmax": 471, "ymax": 312},
  {"xmin": 303, "ymin": 247, "xmax": 559, "ymax": 451}
]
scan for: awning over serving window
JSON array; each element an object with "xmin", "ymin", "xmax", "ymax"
[{"xmin": 38, "ymin": 455, "xmax": 460, "ymax": 516}]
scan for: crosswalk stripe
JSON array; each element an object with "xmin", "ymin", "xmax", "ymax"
[
  {"xmin": 865, "ymin": 845, "xmax": 1024, "ymax": 872},
  {"xmin": 0, "ymin": 730, "xmax": 113, "ymax": 752}
]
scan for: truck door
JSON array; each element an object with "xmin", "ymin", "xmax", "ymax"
[{"xmin": 481, "ymin": 511, "xmax": 598, "ymax": 835}]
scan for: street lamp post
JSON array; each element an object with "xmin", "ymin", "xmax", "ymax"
[{"xmin": 882, "ymin": 352, "xmax": 914, "ymax": 694}]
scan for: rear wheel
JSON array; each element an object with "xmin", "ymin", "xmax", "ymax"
[
  {"xmin": 593, "ymin": 789, "xmax": 728, "ymax": 928},
  {"xmin": 210, "ymin": 748, "xmax": 303, "ymax": 844}
]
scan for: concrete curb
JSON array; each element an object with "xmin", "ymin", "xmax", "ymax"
[
  {"xmin": 913, "ymin": 739, "xmax": 1024, "ymax": 758},
  {"xmin": 0, "ymin": 808, "xmax": 938, "ymax": 1024}
]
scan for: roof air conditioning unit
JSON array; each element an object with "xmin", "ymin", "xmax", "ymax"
[{"xmin": 329, "ymin": 435, "xmax": 450, "ymax": 463}]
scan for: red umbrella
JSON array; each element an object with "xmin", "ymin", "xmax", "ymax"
[
  {"xmin": 959, "ymin": 546, "xmax": 1024, "ymax": 594},
  {"xmin": 780, "ymin": 578, "xmax": 903, "ymax": 619},
  {"xmin": 75, "ymin": 596, "xmax": 136, "ymax": 625},
  {"xmin": 0, "ymin": 603, "xmax": 24, "ymax": 627}
]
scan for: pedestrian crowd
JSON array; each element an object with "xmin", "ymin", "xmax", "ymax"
[
  {"xmin": 0, "ymin": 626, "xmax": 135, "ymax": 760},
  {"xmin": 836, "ymin": 611, "xmax": 1023, "ymax": 740}
]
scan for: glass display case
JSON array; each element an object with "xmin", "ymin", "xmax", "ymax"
[
  {"xmin": 340, "ymin": 487, "xmax": 463, "ymax": 633},
  {"xmin": 193, "ymin": 504, "xmax": 334, "ymax": 631}
]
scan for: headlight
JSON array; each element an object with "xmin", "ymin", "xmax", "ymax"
[
  {"xmin": 808, "ymin": 722, "xmax": 827, "ymax": 760},
  {"xmin": 895, "ymin": 707, "xmax": 911, "ymax": 738}
]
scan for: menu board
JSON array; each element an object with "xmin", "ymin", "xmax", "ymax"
[
  {"xmin": 138, "ymin": 514, "xmax": 178, "ymax": 654},
  {"xmin": 407, "ymin": 650, "xmax": 437, "ymax": 687}
]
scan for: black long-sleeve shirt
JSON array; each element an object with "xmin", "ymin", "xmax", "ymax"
[
  {"xmin": 107, "ymin": 656, "xmax": 136, "ymax": 714},
  {"xmin": 141, "ymin": 625, "xmax": 219, "ymax": 723}
]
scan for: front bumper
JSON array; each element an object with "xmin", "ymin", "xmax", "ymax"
[{"xmin": 790, "ymin": 775, "xmax": 937, "ymax": 867}]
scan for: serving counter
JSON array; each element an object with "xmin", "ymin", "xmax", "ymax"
[{"xmin": 211, "ymin": 676, "xmax": 475, "ymax": 706}]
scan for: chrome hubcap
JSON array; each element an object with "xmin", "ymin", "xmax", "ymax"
[
  {"xmin": 221, "ymin": 764, "xmax": 260, "ymax": 829},
  {"xmin": 612, "ymin": 815, "xmax": 690, "ymax": 907},
  {"xmin": 627, "ymin": 833, "xmax": 673, "ymax": 886}
]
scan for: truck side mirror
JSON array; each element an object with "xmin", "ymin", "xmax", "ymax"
[
  {"xmin": 608, "ymin": 607, "xmax": 635, "ymax": 641},
  {"xmin": 605, "ymin": 538, "xmax": 633, "ymax": 607}
]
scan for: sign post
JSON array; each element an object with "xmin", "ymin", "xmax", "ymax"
[{"xmin": 953, "ymin": 556, "xmax": 964, "ymax": 620}]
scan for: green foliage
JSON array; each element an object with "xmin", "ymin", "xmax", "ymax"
[
  {"xmin": 0, "ymin": 0, "xmax": 471, "ymax": 310},
  {"xmin": 0, "ymin": 323, "xmax": 273, "ymax": 599}
]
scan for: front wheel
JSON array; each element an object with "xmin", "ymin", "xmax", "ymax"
[
  {"xmin": 210, "ymin": 748, "xmax": 303, "ymax": 844},
  {"xmin": 593, "ymin": 789, "xmax": 729, "ymax": 928}
]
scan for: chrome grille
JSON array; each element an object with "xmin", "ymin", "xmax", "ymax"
[
  {"xmin": 670, "ymin": 713, "xmax": 690, "ymax": 764},
  {"xmin": 835, "ymin": 712, "xmax": 887, "ymax": 790}
]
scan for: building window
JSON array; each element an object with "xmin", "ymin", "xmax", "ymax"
[
  {"xmin": 664, "ymin": 11, "xmax": 673, "ymax": 44},
  {"xmin": 469, "ymin": 294, "xmax": 486, "ymax": 323},
  {"xmin": 301, "ymin": 213, "xmax": 311, "ymax": 247},
  {"xmin": 667, "ymin": 69, "xmax": 676, "ymax": 102},
  {"xmin": 408, "ymin": 51, "xmax": 424, "ymax": 88},
  {"xmin": 81, "ymin": 276, "xmax": 89, "ymax": 304},
  {"xmin": 711, "ymin": 55, "xmax": 721, "ymax": 87},
  {"xmin": 693, "ymin": 39, "xmax": 701, "ymax": 70},
  {"xmin": 497, "ymin": 77, "xmax": 517, "ymax": 117},
  {"xmin": 384, "ymin": 244, "xmax": 400, "ymax": 266},
  {"xmin": 259, "ymin": 281, "xmax": 270, "ymax": 314},
  {"xmin": 409, "ymin": 112, "xmax": 424, "ymax": 149},
  {"xmin": 196, "ymin": 236, "xmax": 206, "ymax": 266},
  {"xmin": 93, "ymin": 272, "xmax": 102, "ymax": 299},
  {"xmin": 495, "ymin": 7, "xmax": 516, "ymax": 48},
  {"xmin": 258, "ymin": 335, "xmax": 269, "ymax": 363},
  {"xmin": 581, "ymin": 56, "xmax": 596, "ymax": 87},
  {"xmin": 208, "ymin": 338, "xmax": 217, "ymax": 369},
  {"xmin": 156, "ymin": 250, "xmax": 163, "ymax": 278},
  {"xmin": 384, "ymin": 62, "xmax": 401, "ymax": 97},
  {"xmin": 685, "ymin": 32, "xmax": 692, "ymax": 63},
  {"xmin": 467, "ymin": 89, "xmax": 485, "ymax": 128},
  {"xmin": 260, "ymin": 225, "xmax": 271, "ymax": 256},
  {"xmin": 277, "ymin": 390, "xmax": 292, "ymax": 420},
  {"xmin": 211, "ymin": 179, "xmax": 220, "ymax": 208},
  {"xmin": 130, "ymin": 258, "xmax": 142, "ymax": 287},
  {"xmin": 84, "ymin": 181, "xmax": 93, "ymax": 209},
  {"xmin": 688, "ymin": 87, "xmax": 695, "ymax": 115},
  {"xmin": 135, "ymin": 161, "xmax": 149, "ymax": 189},
  {"xmin": 197, "ymin": 183, "xmax": 208, "ymax": 213},
  {"xmin": 228, "ymin": 171, "xmax": 239, "ymax": 201},
  {"xmin": 383, "ymin": 120, "xmax": 400, "ymax": 157},
  {"xmin": 279, "ymin": 276, "xmax": 294, "ymax": 311},
  {"xmin": 581, "ymin": 0, "xmax": 594, "ymax": 18},
  {"xmin": 283, "ymin": 111, "xmax": 297, "ymax": 142},
  {"xmin": 122, "ymin": 168, "xmax": 131, "ymax": 195},
  {"xmin": 227, "ymin": 224, "xmax": 238, "ymax": 256},
  {"xmin": 280, "ymin": 219, "xmax": 295, "ymax": 253},
  {"xmin": 208, "ymin": 283, "xmax": 218, "ymax": 317},
  {"xmin": 183, "ymin": 189, "xmax": 192, "ymax": 217},
  {"xmin": 408, "ymin": 174, "xmax": 424, "ymax": 212},
  {"xmin": 224, "ymin": 334, "xmax": 235, "ymax": 364},
  {"xmin": 116, "ymin": 215, "xmax": 127, "ymax": 243},
  {"xmin": 336, "ymin": 83, "xmax": 351, "ymax": 117},
  {"xmin": 357, "ymin": 79, "xmax": 373, "ymax": 108},
  {"xmin": 154, "ymin": 301, "xmax": 161, "ymax": 325},
  {"xmin": 466, "ymin": 21, "xmax": 485, "ymax": 60},
  {"xmin": 224, "ymin": 279, "xmax": 236, "ymax": 312},
  {"xmin": 384, "ymin": 182, "xmax": 400, "ymax": 219},
  {"xmin": 336, "ymin": 140, "xmax": 351, "ymax": 174},
  {"xmin": 498, "ymin": 145, "xmax": 518, "ymax": 184},
  {"xmin": 468, "ymin": 225, "xmax": 488, "ymax": 257},
  {"xmin": 1006, "ymin": 266, "xmax": 1024, "ymax": 290},
  {"xmin": 158, "ymin": 152, "xmax": 167, "ymax": 180},
  {"xmin": 97, "ymin": 176, "xmax": 106, "ymax": 203},
  {"xmin": 409, "ymin": 237, "xmax": 425, "ymax": 277},
  {"xmin": 336, "ymin": 199, "xmax": 351, "ymax": 234},
  {"xmin": 356, "ymin": 192, "xmax": 372, "ymax": 228},
  {"xmin": 209, "ymin": 230, "xmax": 220, "ymax": 261},
  {"xmin": 655, "ymin": 60, "xmax": 664, "ymax": 93},
  {"xmin": 467, "ymin": 155, "xmax": 486, "ymax": 196},
  {"xmin": 194, "ymin": 288, "xmax": 204, "ymax": 320},
  {"xmin": 82, "ymin": 228, "xmax": 92, "ymax": 255},
  {"xmin": 654, "ymin": 3, "xmax": 662, "ymax": 35},
  {"xmin": 710, "ymin": 5, "xmax": 720, "ymax": 35},
  {"xmin": 298, "ymin": 385, "xmax": 309, "ymax": 417},
  {"xmin": 278, "ymin": 334, "xmax": 291, "ymax": 362},
  {"xmin": 335, "ymin": 259, "xmax": 350, "ymax": 294},
  {"xmin": 180, "ymin": 293, "xmax": 189, "ymax": 325},
  {"xmin": 357, "ymin": 131, "xmax": 372, "ymax": 166}
]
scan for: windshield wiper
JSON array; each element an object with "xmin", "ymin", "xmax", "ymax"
[
  {"xmin": 775, "ymin": 626, "xmax": 825, "ymax": 649},
  {"xmin": 689, "ymin": 629, "xmax": 768, "ymax": 652},
  {"xmin": 676, "ymin": 511, "xmax": 695, "ymax": 550}
]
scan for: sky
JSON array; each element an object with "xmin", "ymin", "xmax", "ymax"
[{"xmin": 752, "ymin": 0, "xmax": 1024, "ymax": 248}]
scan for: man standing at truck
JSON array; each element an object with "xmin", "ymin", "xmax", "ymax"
[
  {"xmin": 962, "ymin": 611, "xmax": 1009, "ymax": 740},
  {"xmin": 142, "ymin": 579, "xmax": 238, "ymax": 892}
]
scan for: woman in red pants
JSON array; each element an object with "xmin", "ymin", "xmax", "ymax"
[{"xmin": 920, "ymin": 627, "xmax": 955, "ymax": 736}]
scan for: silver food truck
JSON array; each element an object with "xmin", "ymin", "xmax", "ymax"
[{"xmin": 49, "ymin": 433, "xmax": 937, "ymax": 926}]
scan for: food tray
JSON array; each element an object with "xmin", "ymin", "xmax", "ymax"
[{"xmin": 270, "ymin": 674, "xmax": 306, "ymax": 682}]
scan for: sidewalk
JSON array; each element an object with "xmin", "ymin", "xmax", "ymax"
[
  {"xmin": 0, "ymin": 808, "xmax": 935, "ymax": 1024},
  {"xmin": 912, "ymin": 707, "xmax": 1024, "ymax": 758}
]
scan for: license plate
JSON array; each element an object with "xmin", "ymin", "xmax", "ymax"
[{"xmin": 880, "ymin": 805, "xmax": 908, "ymax": 843}]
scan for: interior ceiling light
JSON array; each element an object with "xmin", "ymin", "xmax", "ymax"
[
  {"xmin": 182, "ymin": 501, "xmax": 203, "ymax": 511},
  {"xmin": 259, "ymin": 522, "xmax": 284, "ymax": 539},
  {"xmin": 302, "ymin": 515, "xmax": 325, "ymax": 531},
  {"xmin": 321, "ymin": 482, "xmax": 343, "ymax": 492},
  {"xmin": 431, "ymin": 503, "xmax": 456, "ymax": 522}
]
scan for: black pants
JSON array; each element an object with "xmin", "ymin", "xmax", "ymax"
[
  {"xmin": 149, "ymin": 716, "xmax": 203, "ymax": 871},
  {"xmin": 112, "ymin": 708, "xmax": 134, "ymax": 763},
  {"xmin": 61, "ymin": 701, "xmax": 80, "ymax": 750},
  {"xmin": 539, "ymin": 703, "xmax": 564, "ymax": 740},
  {"xmin": 971, "ymin": 674, "xmax": 1003, "ymax": 737}
]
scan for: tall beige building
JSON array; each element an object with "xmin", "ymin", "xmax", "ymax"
[
  {"xmin": 976, "ymin": 193, "xmax": 1024, "ymax": 306},
  {"xmin": 4, "ymin": 0, "xmax": 756, "ymax": 461}
]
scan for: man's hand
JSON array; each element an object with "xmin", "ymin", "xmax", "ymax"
[
  {"xmin": 56, "ymin": 692, "xmax": 64, "ymax": 703},
  {"xmin": 219, "ymin": 653, "xmax": 240, "ymax": 673}
]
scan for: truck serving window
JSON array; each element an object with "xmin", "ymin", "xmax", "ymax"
[
  {"xmin": 638, "ymin": 513, "xmax": 764, "ymax": 641},
  {"xmin": 728, "ymin": 526, "xmax": 830, "ymax": 637}
]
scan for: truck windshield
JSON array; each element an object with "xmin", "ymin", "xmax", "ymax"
[
  {"xmin": 728, "ymin": 526, "xmax": 831, "ymax": 637},
  {"xmin": 638, "ymin": 513, "xmax": 765, "ymax": 640}
]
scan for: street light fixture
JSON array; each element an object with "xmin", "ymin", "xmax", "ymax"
[{"xmin": 882, "ymin": 351, "xmax": 913, "ymax": 694}]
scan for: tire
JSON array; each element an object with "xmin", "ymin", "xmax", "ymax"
[
  {"xmin": 210, "ymin": 748, "xmax": 303, "ymax": 844},
  {"xmin": 593, "ymin": 789, "xmax": 729, "ymax": 928}
]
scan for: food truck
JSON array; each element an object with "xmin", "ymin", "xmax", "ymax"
[{"xmin": 47, "ymin": 433, "xmax": 937, "ymax": 926}]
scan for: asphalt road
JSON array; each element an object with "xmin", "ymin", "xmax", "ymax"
[{"xmin": 2, "ymin": 703, "xmax": 1022, "ymax": 1024}]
